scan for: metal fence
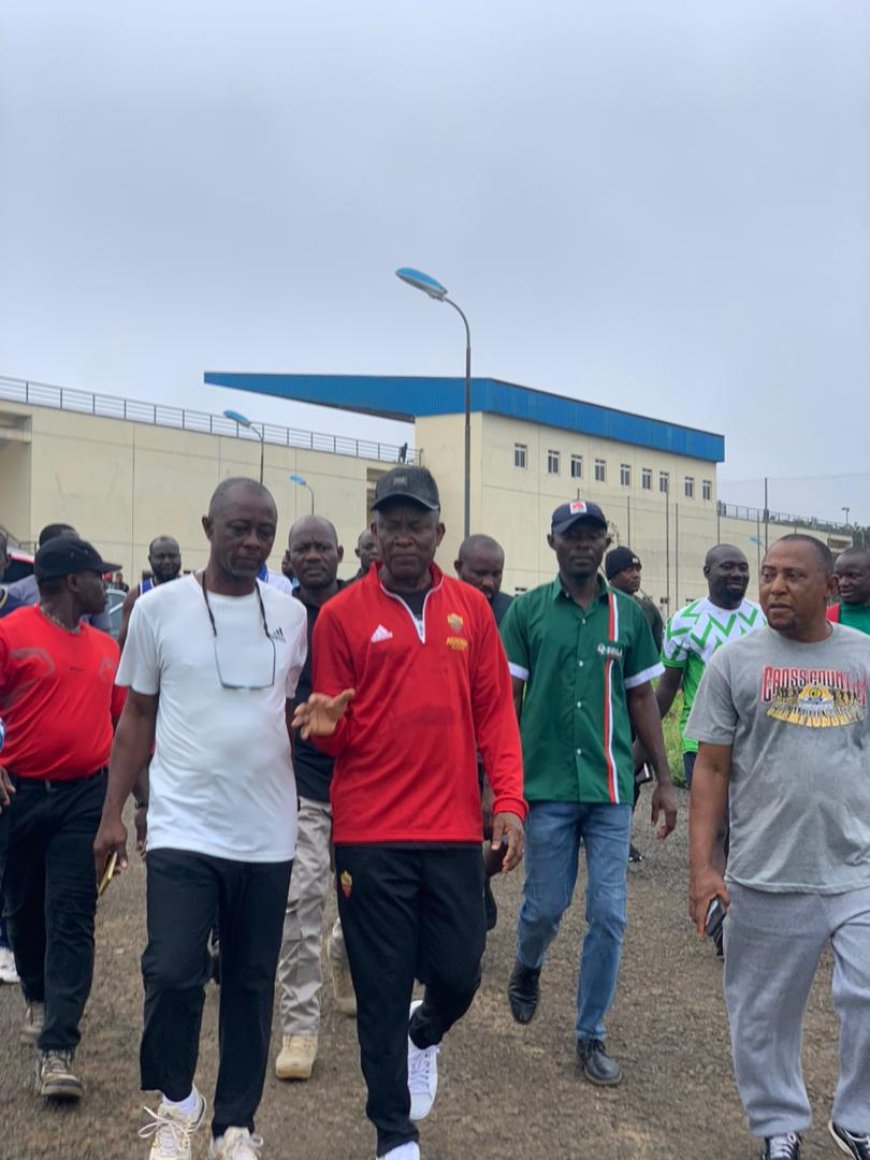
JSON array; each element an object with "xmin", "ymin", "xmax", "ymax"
[
  {"xmin": 0, "ymin": 374, "xmax": 415, "ymax": 465},
  {"xmin": 715, "ymin": 499, "xmax": 848, "ymax": 536}
]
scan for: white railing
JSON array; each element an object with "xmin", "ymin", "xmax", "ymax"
[{"xmin": 0, "ymin": 374, "xmax": 415, "ymax": 465}]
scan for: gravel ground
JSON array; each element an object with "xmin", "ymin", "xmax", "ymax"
[{"xmin": 0, "ymin": 790, "xmax": 844, "ymax": 1159}]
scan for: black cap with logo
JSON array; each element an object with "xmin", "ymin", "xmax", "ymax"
[
  {"xmin": 371, "ymin": 466, "xmax": 441, "ymax": 512},
  {"xmin": 550, "ymin": 499, "xmax": 608, "ymax": 535},
  {"xmin": 35, "ymin": 537, "xmax": 118, "ymax": 581}
]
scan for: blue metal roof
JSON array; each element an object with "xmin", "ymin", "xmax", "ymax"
[{"xmin": 203, "ymin": 372, "xmax": 724, "ymax": 463}]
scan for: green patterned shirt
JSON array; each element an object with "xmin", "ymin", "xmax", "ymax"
[{"xmin": 662, "ymin": 596, "xmax": 765, "ymax": 753}]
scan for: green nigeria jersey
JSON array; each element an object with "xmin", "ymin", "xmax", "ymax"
[
  {"xmin": 661, "ymin": 596, "xmax": 765, "ymax": 753},
  {"xmin": 840, "ymin": 604, "xmax": 870, "ymax": 636}
]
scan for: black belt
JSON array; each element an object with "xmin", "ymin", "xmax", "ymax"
[{"xmin": 9, "ymin": 768, "xmax": 107, "ymax": 793}]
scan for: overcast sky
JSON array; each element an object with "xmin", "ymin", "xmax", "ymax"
[{"xmin": 2, "ymin": 1, "xmax": 869, "ymax": 521}]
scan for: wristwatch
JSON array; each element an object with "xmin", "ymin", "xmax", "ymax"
[{"xmin": 134, "ymin": 798, "xmax": 149, "ymax": 810}]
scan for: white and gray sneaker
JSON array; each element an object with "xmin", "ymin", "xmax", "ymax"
[
  {"xmin": 0, "ymin": 946, "xmax": 19, "ymax": 984},
  {"xmin": 139, "ymin": 1090, "xmax": 206, "ymax": 1160},
  {"xmin": 407, "ymin": 1000, "xmax": 440, "ymax": 1122},
  {"xmin": 20, "ymin": 1001, "xmax": 46, "ymax": 1045},
  {"xmin": 378, "ymin": 1143, "xmax": 421, "ymax": 1160},
  {"xmin": 35, "ymin": 1050, "xmax": 83, "ymax": 1100},
  {"xmin": 208, "ymin": 1127, "xmax": 264, "ymax": 1158}
]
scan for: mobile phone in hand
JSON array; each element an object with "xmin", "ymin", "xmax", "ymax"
[
  {"xmin": 704, "ymin": 896, "xmax": 727, "ymax": 940},
  {"xmin": 98, "ymin": 851, "xmax": 118, "ymax": 898}
]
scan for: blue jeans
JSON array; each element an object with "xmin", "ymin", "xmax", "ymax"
[{"xmin": 516, "ymin": 801, "xmax": 632, "ymax": 1042}]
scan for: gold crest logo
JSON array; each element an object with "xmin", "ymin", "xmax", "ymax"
[
  {"xmin": 340, "ymin": 871, "xmax": 353, "ymax": 898},
  {"xmin": 447, "ymin": 613, "xmax": 464, "ymax": 633}
]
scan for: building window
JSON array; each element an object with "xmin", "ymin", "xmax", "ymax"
[
  {"xmin": 641, "ymin": 468, "xmax": 652, "ymax": 491},
  {"xmin": 659, "ymin": 471, "xmax": 669, "ymax": 494},
  {"xmin": 594, "ymin": 458, "xmax": 606, "ymax": 483},
  {"xmin": 514, "ymin": 443, "xmax": 527, "ymax": 469},
  {"xmin": 514, "ymin": 586, "xmax": 527, "ymax": 595},
  {"xmin": 620, "ymin": 463, "xmax": 631, "ymax": 487},
  {"xmin": 684, "ymin": 476, "xmax": 695, "ymax": 499},
  {"xmin": 702, "ymin": 479, "xmax": 712, "ymax": 501},
  {"xmin": 570, "ymin": 454, "xmax": 583, "ymax": 479},
  {"xmin": 547, "ymin": 449, "xmax": 560, "ymax": 475}
]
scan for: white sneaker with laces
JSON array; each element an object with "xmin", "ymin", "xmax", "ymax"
[
  {"xmin": 407, "ymin": 999, "xmax": 439, "ymax": 1122},
  {"xmin": 139, "ymin": 1091, "xmax": 206, "ymax": 1159},
  {"xmin": 378, "ymin": 1144, "xmax": 421, "ymax": 1160},
  {"xmin": 208, "ymin": 1127, "xmax": 265, "ymax": 1158},
  {"xmin": 0, "ymin": 946, "xmax": 19, "ymax": 984}
]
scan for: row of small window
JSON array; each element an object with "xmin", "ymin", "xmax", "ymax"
[{"xmin": 514, "ymin": 445, "xmax": 712, "ymax": 500}]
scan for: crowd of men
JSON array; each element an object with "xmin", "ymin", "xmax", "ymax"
[{"xmin": 0, "ymin": 478, "xmax": 869, "ymax": 1160}]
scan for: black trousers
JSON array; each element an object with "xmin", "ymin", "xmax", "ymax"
[
  {"xmin": 335, "ymin": 844, "xmax": 485, "ymax": 1156},
  {"xmin": 140, "ymin": 849, "xmax": 291, "ymax": 1138},
  {"xmin": 0, "ymin": 770, "xmax": 105, "ymax": 1051}
]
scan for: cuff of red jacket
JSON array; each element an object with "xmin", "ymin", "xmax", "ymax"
[
  {"xmin": 309, "ymin": 717, "xmax": 350, "ymax": 758},
  {"xmin": 492, "ymin": 795, "xmax": 528, "ymax": 822}
]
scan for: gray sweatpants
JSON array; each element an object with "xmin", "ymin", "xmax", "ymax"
[{"xmin": 724, "ymin": 881, "xmax": 870, "ymax": 1138}]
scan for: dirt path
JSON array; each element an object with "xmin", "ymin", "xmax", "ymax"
[{"xmin": 0, "ymin": 791, "xmax": 844, "ymax": 1158}]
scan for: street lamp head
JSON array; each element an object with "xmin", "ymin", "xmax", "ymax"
[
  {"xmin": 223, "ymin": 409, "xmax": 253, "ymax": 429},
  {"xmin": 396, "ymin": 267, "xmax": 449, "ymax": 301},
  {"xmin": 289, "ymin": 474, "xmax": 307, "ymax": 486}
]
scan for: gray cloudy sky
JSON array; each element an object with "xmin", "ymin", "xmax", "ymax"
[{"xmin": 2, "ymin": 1, "xmax": 869, "ymax": 520}]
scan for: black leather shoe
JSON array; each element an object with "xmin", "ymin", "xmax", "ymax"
[
  {"xmin": 507, "ymin": 962, "xmax": 541, "ymax": 1024},
  {"xmin": 576, "ymin": 1038, "xmax": 623, "ymax": 1086}
]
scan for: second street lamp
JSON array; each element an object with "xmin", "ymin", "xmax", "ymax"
[
  {"xmin": 396, "ymin": 267, "xmax": 472, "ymax": 540},
  {"xmin": 289, "ymin": 473, "xmax": 315, "ymax": 514},
  {"xmin": 223, "ymin": 409, "xmax": 265, "ymax": 484}
]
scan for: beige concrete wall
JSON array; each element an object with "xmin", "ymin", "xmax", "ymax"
[
  {"xmin": 0, "ymin": 435, "xmax": 33, "ymax": 543},
  {"xmin": 1, "ymin": 399, "xmax": 850, "ymax": 606},
  {"xmin": 3, "ymin": 402, "xmax": 385, "ymax": 581},
  {"xmin": 418, "ymin": 412, "xmax": 720, "ymax": 610}
]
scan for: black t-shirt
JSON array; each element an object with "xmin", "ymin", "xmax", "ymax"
[
  {"xmin": 292, "ymin": 582, "xmax": 346, "ymax": 803},
  {"xmin": 490, "ymin": 590, "xmax": 513, "ymax": 628}
]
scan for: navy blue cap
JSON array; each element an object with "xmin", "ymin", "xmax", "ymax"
[{"xmin": 551, "ymin": 500, "xmax": 608, "ymax": 534}]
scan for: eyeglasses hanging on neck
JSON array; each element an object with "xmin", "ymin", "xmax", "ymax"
[{"xmin": 200, "ymin": 573, "xmax": 276, "ymax": 690}]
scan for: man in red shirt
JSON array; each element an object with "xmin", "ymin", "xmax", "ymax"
[
  {"xmin": 0, "ymin": 537, "xmax": 124, "ymax": 1102},
  {"xmin": 293, "ymin": 466, "xmax": 527, "ymax": 1160}
]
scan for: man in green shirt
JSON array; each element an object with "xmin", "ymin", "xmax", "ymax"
[
  {"xmin": 500, "ymin": 500, "xmax": 677, "ymax": 1086},
  {"xmin": 828, "ymin": 547, "xmax": 870, "ymax": 634}
]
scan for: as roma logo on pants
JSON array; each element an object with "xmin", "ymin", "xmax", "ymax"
[{"xmin": 340, "ymin": 871, "xmax": 353, "ymax": 899}]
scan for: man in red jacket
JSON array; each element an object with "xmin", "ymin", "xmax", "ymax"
[{"xmin": 293, "ymin": 466, "xmax": 526, "ymax": 1160}]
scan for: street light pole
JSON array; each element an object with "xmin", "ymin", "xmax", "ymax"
[
  {"xmin": 223, "ymin": 409, "xmax": 265, "ymax": 484},
  {"xmin": 289, "ymin": 474, "xmax": 315, "ymax": 514},
  {"xmin": 396, "ymin": 268, "xmax": 472, "ymax": 540},
  {"xmin": 843, "ymin": 506, "xmax": 851, "ymax": 525}
]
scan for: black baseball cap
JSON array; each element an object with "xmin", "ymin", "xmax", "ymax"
[
  {"xmin": 35, "ymin": 536, "xmax": 118, "ymax": 581},
  {"xmin": 605, "ymin": 546, "xmax": 641, "ymax": 580},
  {"xmin": 372, "ymin": 466, "xmax": 440, "ymax": 512},
  {"xmin": 551, "ymin": 500, "xmax": 608, "ymax": 534}
]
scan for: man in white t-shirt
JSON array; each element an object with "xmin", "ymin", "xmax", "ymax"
[{"xmin": 94, "ymin": 478, "xmax": 307, "ymax": 1160}]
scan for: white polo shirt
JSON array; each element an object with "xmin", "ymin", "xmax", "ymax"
[{"xmin": 117, "ymin": 574, "xmax": 307, "ymax": 862}]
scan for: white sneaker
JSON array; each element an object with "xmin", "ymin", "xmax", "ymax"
[
  {"xmin": 407, "ymin": 999, "xmax": 439, "ymax": 1122},
  {"xmin": 208, "ymin": 1127, "xmax": 264, "ymax": 1158},
  {"xmin": 0, "ymin": 946, "xmax": 19, "ymax": 984},
  {"xmin": 378, "ymin": 1144, "xmax": 421, "ymax": 1160},
  {"xmin": 139, "ymin": 1090, "xmax": 206, "ymax": 1159}
]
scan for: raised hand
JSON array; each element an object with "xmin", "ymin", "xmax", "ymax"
[{"xmin": 291, "ymin": 689, "xmax": 355, "ymax": 740}]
